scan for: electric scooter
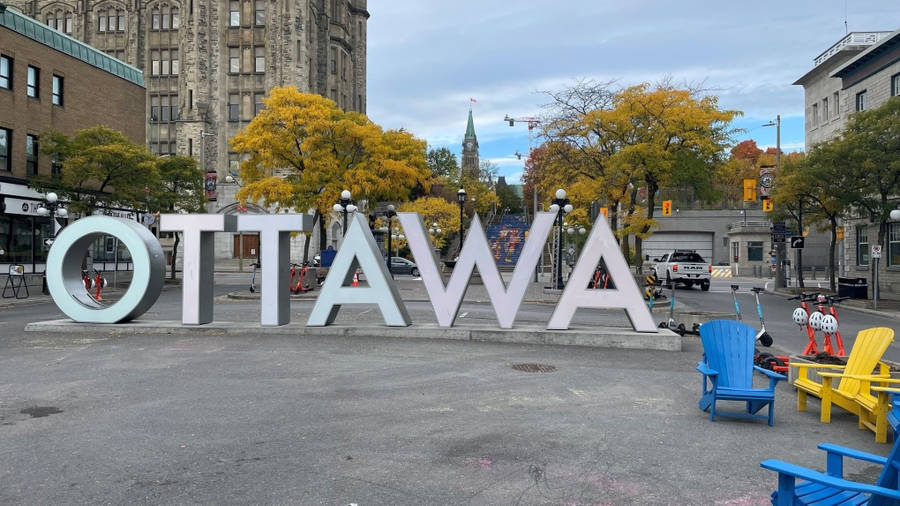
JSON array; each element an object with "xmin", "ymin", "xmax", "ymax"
[
  {"xmin": 657, "ymin": 280, "xmax": 698, "ymax": 336},
  {"xmin": 750, "ymin": 287, "xmax": 774, "ymax": 347},
  {"xmin": 824, "ymin": 295, "xmax": 849, "ymax": 356},
  {"xmin": 249, "ymin": 262, "xmax": 260, "ymax": 293},
  {"xmin": 787, "ymin": 293, "xmax": 820, "ymax": 355}
]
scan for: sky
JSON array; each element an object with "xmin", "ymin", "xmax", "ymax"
[{"xmin": 365, "ymin": 1, "xmax": 900, "ymax": 184}]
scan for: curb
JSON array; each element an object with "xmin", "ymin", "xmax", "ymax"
[{"xmin": 24, "ymin": 319, "xmax": 683, "ymax": 352}]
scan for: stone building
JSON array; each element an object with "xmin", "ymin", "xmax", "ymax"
[
  {"xmin": 5, "ymin": 0, "xmax": 369, "ymax": 263},
  {"xmin": 794, "ymin": 28, "xmax": 900, "ymax": 298}
]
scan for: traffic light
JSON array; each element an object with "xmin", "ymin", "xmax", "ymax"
[
  {"xmin": 600, "ymin": 207, "xmax": 608, "ymax": 219},
  {"xmin": 661, "ymin": 200, "xmax": 672, "ymax": 216},
  {"xmin": 743, "ymin": 179, "xmax": 757, "ymax": 202},
  {"xmin": 762, "ymin": 199, "xmax": 773, "ymax": 212}
]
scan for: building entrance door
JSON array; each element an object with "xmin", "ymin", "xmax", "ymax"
[{"xmin": 233, "ymin": 234, "xmax": 260, "ymax": 259}]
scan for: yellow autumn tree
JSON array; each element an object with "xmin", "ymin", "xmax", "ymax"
[
  {"xmin": 230, "ymin": 87, "xmax": 430, "ymax": 250},
  {"xmin": 395, "ymin": 196, "xmax": 461, "ymax": 250}
]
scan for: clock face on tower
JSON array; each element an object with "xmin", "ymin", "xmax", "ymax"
[{"xmin": 466, "ymin": 141, "xmax": 473, "ymax": 149}]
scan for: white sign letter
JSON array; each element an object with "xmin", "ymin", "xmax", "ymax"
[
  {"xmin": 307, "ymin": 213, "xmax": 410, "ymax": 327},
  {"xmin": 547, "ymin": 216, "xmax": 657, "ymax": 332},
  {"xmin": 160, "ymin": 214, "xmax": 236, "ymax": 325},
  {"xmin": 238, "ymin": 214, "xmax": 313, "ymax": 326},
  {"xmin": 399, "ymin": 212, "xmax": 554, "ymax": 328}
]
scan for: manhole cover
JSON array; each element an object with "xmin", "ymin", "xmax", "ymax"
[
  {"xmin": 510, "ymin": 363, "xmax": 556, "ymax": 373},
  {"xmin": 20, "ymin": 406, "xmax": 63, "ymax": 418}
]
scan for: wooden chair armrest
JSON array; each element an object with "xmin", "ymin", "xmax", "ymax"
[
  {"xmin": 697, "ymin": 362, "xmax": 718, "ymax": 376},
  {"xmin": 760, "ymin": 460, "xmax": 900, "ymax": 500},
  {"xmin": 818, "ymin": 443, "xmax": 888, "ymax": 466},
  {"xmin": 789, "ymin": 363, "xmax": 847, "ymax": 370},
  {"xmin": 871, "ymin": 386, "xmax": 900, "ymax": 394},
  {"xmin": 754, "ymin": 365, "xmax": 786, "ymax": 381},
  {"xmin": 837, "ymin": 374, "xmax": 898, "ymax": 382}
]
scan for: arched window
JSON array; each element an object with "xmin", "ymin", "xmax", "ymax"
[
  {"xmin": 171, "ymin": 7, "xmax": 179, "ymax": 29},
  {"xmin": 98, "ymin": 9, "xmax": 107, "ymax": 31},
  {"xmin": 161, "ymin": 6, "xmax": 169, "ymax": 30},
  {"xmin": 152, "ymin": 6, "xmax": 160, "ymax": 30},
  {"xmin": 65, "ymin": 11, "xmax": 72, "ymax": 34},
  {"xmin": 46, "ymin": 13, "xmax": 55, "ymax": 29}
]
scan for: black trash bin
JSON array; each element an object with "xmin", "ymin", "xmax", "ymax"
[{"xmin": 838, "ymin": 277, "xmax": 868, "ymax": 299}]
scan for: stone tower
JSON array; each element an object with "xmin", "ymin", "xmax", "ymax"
[
  {"xmin": 461, "ymin": 108, "xmax": 479, "ymax": 178},
  {"xmin": 5, "ymin": 0, "xmax": 369, "ymax": 200}
]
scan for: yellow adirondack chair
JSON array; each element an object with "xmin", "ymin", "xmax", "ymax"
[{"xmin": 792, "ymin": 327, "xmax": 895, "ymax": 443}]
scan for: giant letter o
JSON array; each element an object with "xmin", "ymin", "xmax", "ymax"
[{"xmin": 47, "ymin": 216, "xmax": 165, "ymax": 323}]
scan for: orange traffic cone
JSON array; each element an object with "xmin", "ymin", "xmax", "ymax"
[{"xmin": 352, "ymin": 271, "xmax": 359, "ymax": 287}]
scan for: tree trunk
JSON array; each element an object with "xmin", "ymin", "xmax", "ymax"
[
  {"xmin": 797, "ymin": 206, "xmax": 804, "ymax": 288},
  {"xmin": 828, "ymin": 217, "xmax": 837, "ymax": 292},
  {"xmin": 609, "ymin": 199, "xmax": 620, "ymax": 244},
  {"xmin": 638, "ymin": 182, "xmax": 659, "ymax": 271},
  {"xmin": 170, "ymin": 231, "xmax": 180, "ymax": 280},
  {"xmin": 317, "ymin": 208, "xmax": 327, "ymax": 252}
]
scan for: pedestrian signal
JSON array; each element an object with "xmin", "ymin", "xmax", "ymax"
[
  {"xmin": 661, "ymin": 200, "xmax": 672, "ymax": 216},
  {"xmin": 762, "ymin": 199, "xmax": 773, "ymax": 212},
  {"xmin": 743, "ymin": 179, "xmax": 757, "ymax": 202}
]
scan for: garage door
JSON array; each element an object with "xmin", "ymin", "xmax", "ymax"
[{"xmin": 643, "ymin": 232, "xmax": 713, "ymax": 263}]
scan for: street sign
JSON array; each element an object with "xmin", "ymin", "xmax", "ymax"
[
  {"xmin": 772, "ymin": 234, "xmax": 786, "ymax": 243},
  {"xmin": 790, "ymin": 236, "xmax": 805, "ymax": 249},
  {"xmin": 872, "ymin": 245, "xmax": 882, "ymax": 259}
]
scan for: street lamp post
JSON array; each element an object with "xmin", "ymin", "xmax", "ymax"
[
  {"xmin": 37, "ymin": 192, "xmax": 68, "ymax": 294},
  {"xmin": 332, "ymin": 189, "xmax": 357, "ymax": 244},
  {"xmin": 549, "ymin": 188, "xmax": 573, "ymax": 290},
  {"xmin": 225, "ymin": 173, "xmax": 248, "ymax": 271},
  {"xmin": 457, "ymin": 188, "xmax": 467, "ymax": 257},
  {"xmin": 384, "ymin": 204, "xmax": 397, "ymax": 277}
]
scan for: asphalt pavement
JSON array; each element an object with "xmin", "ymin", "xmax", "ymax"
[{"xmin": 2, "ymin": 273, "xmax": 900, "ymax": 504}]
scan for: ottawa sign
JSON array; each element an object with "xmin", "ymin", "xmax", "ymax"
[{"xmin": 45, "ymin": 212, "xmax": 657, "ymax": 333}]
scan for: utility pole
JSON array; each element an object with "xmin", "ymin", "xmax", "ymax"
[{"xmin": 764, "ymin": 115, "xmax": 786, "ymax": 288}]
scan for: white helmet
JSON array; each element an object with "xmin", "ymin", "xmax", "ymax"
[
  {"xmin": 792, "ymin": 307, "xmax": 808, "ymax": 326},
  {"xmin": 808, "ymin": 311, "xmax": 825, "ymax": 331},
  {"xmin": 821, "ymin": 315, "xmax": 838, "ymax": 334}
]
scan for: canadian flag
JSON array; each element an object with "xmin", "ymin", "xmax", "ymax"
[{"xmin": 469, "ymin": 98, "xmax": 477, "ymax": 103}]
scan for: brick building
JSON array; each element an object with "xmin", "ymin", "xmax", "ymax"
[{"xmin": 0, "ymin": 3, "xmax": 146, "ymax": 274}]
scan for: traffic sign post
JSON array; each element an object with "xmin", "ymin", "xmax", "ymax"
[
  {"xmin": 790, "ymin": 236, "xmax": 804, "ymax": 249},
  {"xmin": 871, "ymin": 245, "xmax": 882, "ymax": 259}
]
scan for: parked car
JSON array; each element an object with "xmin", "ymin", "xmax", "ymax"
[
  {"xmin": 389, "ymin": 256, "xmax": 420, "ymax": 277},
  {"xmin": 650, "ymin": 249, "xmax": 711, "ymax": 291}
]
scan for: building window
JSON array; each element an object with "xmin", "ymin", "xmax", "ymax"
[
  {"xmin": 228, "ymin": 93, "xmax": 239, "ymax": 121},
  {"xmin": 892, "ymin": 73, "xmax": 900, "ymax": 97},
  {"xmin": 51, "ymin": 155, "xmax": 61, "ymax": 177},
  {"xmin": 255, "ymin": 0, "xmax": 265, "ymax": 25},
  {"xmin": 228, "ymin": 152, "xmax": 240, "ymax": 171},
  {"xmin": 172, "ymin": 8, "xmax": 180, "ymax": 29},
  {"xmin": 52, "ymin": 75, "xmax": 63, "ymax": 106},
  {"xmin": 172, "ymin": 49, "xmax": 180, "ymax": 75},
  {"xmin": 27, "ymin": 66, "xmax": 39, "ymax": 98},
  {"xmin": 889, "ymin": 223, "xmax": 900, "ymax": 267},
  {"xmin": 0, "ymin": 128, "xmax": 10, "ymax": 171},
  {"xmin": 747, "ymin": 241, "xmax": 763, "ymax": 262},
  {"xmin": 230, "ymin": 1, "xmax": 240, "ymax": 27},
  {"xmin": 856, "ymin": 226, "xmax": 869, "ymax": 266},
  {"xmin": 856, "ymin": 90, "xmax": 867, "ymax": 112},
  {"xmin": 150, "ymin": 94, "xmax": 178, "ymax": 122},
  {"xmin": 229, "ymin": 47, "xmax": 240, "ymax": 73},
  {"xmin": 152, "ymin": 7, "xmax": 160, "ymax": 29},
  {"xmin": 833, "ymin": 91, "xmax": 839, "ymax": 118},
  {"xmin": 811, "ymin": 103, "xmax": 818, "ymax": 126},
  {"xmin": 330, "ymin": 48, "xmax": 336, "ymax": 74},
  {"xmin": 26, "ymin": 135, "xmax": 38, "ymax": 176},
  {"xmin": 254, "ymin": 47, "xmax": 265, "ymax": 73},
  {"xmin": 0, "ymin": 55, "xmax": 11, "ymax": 90},
  {"xmin": 254, "ymin": 92, "xmax": 265, "ymax": 116},
  {"xmin": 65, "ymin": 12, "xmax": 73, "ymax": 34},
  {"xmin": 822, "ymin": 97, "xmax": 828, "ymax": 121},
  {"xmin": 151, "ymin": 49, "xmax": 178, "ymax": 76}
]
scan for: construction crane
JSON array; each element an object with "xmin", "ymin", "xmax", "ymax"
[{"xmin": 504, "ymin": 114, "xmax": 543, "ymax": 282}]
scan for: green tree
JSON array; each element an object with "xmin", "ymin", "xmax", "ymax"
[
  {"xmin": 837, "ymin": 97, "xmax": 900, "ymax": 295},
  {"xmin": 426, "ymin": 147, "xmax": 459, "ymax": 183},
  {"xmin": 32, "ymin": 126, "xmax": 156, "ymax": 215},
  {"xmin": 151, "ymin": 156, "xmax": 207, "ymax": 279},
  {"xmin": 495, "ymin": 180, "xmax": 523, "ymax": 214}
]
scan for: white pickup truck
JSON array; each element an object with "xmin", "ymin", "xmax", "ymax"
[{"xmin": 650, "ymin": 249, "xmax": 711, "ymax": 291}]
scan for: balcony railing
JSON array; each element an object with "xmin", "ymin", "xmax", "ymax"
[{"xmin": 813, "ymin": 31, "xmax": 892, "ymax": 67}]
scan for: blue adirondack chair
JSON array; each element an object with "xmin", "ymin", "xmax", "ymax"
[
  {"xmin": 761, "ymin": 392, "xmax": 900, "ymax": 505},
  {"xmin": 698, "ymin": 320, "xmax": 786, "ymax": 426}
]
